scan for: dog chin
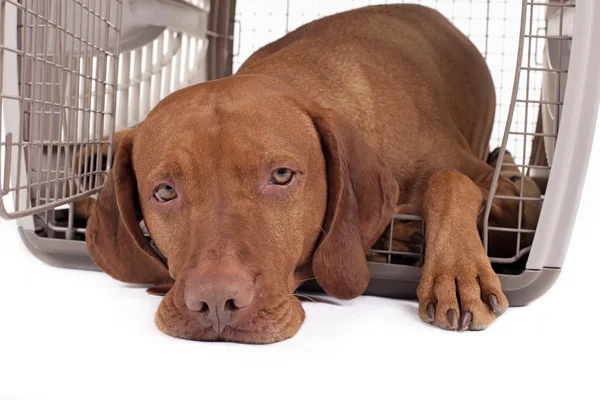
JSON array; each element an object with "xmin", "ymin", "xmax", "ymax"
[{"xmin": 154, "ymin": 290, "xmax": 305, "ymax": 344}]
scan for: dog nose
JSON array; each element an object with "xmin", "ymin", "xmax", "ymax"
[{"xmin": 184, "ymin": 269, "xmax": 255, "ymax": 334}]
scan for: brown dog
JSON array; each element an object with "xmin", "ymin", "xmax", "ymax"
[{"xmin": 86, "ymin": 5, "xmax": 537, "ymax": 343}]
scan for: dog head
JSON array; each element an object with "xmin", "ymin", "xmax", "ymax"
[{"xmin": 86, "ymin": 75, "xmax": 398, "ymax": 343}]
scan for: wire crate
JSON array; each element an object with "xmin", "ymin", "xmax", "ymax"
[{"xmin": 1, "ymin": 0, "xmax": 598, "ymax": 305}]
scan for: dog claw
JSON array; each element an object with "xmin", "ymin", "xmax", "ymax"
[
  {"xmin": 459, "ymin": 311, "xmax": 472, "ymax": 331},
  {"xmin": 488, "ymin": 294, "xmax": 500, "ymax": 314},
  {"xmin": 426, "ymin": 303, "xmax": 435, "ymax": 322},
  {"xmin": 447, "ymin": 309, "xmax": 458, "ymax": 330}
]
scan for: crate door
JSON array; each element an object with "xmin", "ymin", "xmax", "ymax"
[{"xmin": 1, "ymin": 0, "xmax": 121, "ymax": 219}]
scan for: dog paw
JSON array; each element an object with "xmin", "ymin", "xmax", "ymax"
[
  {"xmin": 373, "ymin": 204, "xmax": 424, "ymax": 252},
  {"xmin": 416, "ymin": 256, "xmax": 508, "ymax": 331}
]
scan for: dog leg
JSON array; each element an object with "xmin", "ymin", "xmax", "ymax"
[{"xmin": 416, "ymin": 170, "xmax": 509, "ymax": 331}]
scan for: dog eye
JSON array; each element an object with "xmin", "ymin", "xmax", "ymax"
[
  {"xmin": 270, "ymin": 168, "xmax": 294, "ymax": 185},
  {"xmin": 154, "ymin": 184, "xmax": 178, "ymax": 202},
  {"xmin": 509, "ymin": 175, "xmax": 520, "ymax": 183}
]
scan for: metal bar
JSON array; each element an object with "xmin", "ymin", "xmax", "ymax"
[
  {"xmin": 53, "ymin": 2, "xmax": 69, "ymax": 205},
  {"xmin": 52, "ymin": 1, "xmax": 67, "ymax": 209},
  {"xmin": 493, "ymin": 194, "xmax": 543, "ymax": 201},
  {"xmin": 209, "ymin": 0, "xmax": 218, "ymax": 79},
  {"xmin": 515, "ymin": 99, "xmax": 563, "ymax": 105},
  {"xmin": 44, "ymin": 0, "xmax": 59, "ymax": 208},
  {"xmin": 92, "ymin": 0, "xmax": 106, "ymax": 190},
  {"xmin": 7, "ymin": 172, "xmax": 99, "ymax": 190},
  {"xmin": 392, "ymin": 214, "xmax": 422, "ymax": 222},
  {"xmin": 70, "ymin": 0, "xmax": 86, "ymax": 198},
  {"xmin": 368, "ymin": 249, "xmax": 422, "ymax": 258},
  {"xmin": 31, "ymin": 1, "xmax": 44, "ymax": 210},
  {"xmin": 106, "ymin": 0, "xmax": 121, "ymax": 173},
  {"xmin": 63, "ymin": 0, "xmax": 79, "ymax": 201},
  {"xmin": 502, "ymin": 163, "xmax": 550, "ymax": 170},
  {"xmin": 46, "ymin": 221, "xmax": 86, "ymax": 234},
  {"xmin": 556, "ymin": 0, "xmax": 565, "ymax": 152},
  {"xmin": 285, "ymin": 0, "xmax": 290, "ymax": 33},
  {"xmin": 1, "ymin": 186, "xmax": 102, "ymax": 219},
  {"xmin": 516, "ymin": 0, "xmax": 535, "ymax": 257},
  {"xmin": 1, "ymin": 133, "xmax": 12, "ymax": 195},
  {"xmin": 15, "ymin": 0, "xmax": 28, "ymax": 211},
  {"xmin": 482, "ymin": 0, "xmax": 529, "ymax": 252},
  {"xmin": 204, "ymin": 30, "xmax": 233, "ymax": 40},
  {"xmin": 489, "ymin": 246, "xmax": 533, "ymax": 264},
  {"xmin": 524, "ymin": 34, "xmax": 571, "ymax": 40},
  {"xmin": 526, "ymin": 2, "xmax": 574, "ymax": 8},
  {"xmin": 87, "ymin": 0, "xmax": 100, "ymax": 193},
  {"xmin": 509, "ymin": 131, "xmax": 557, "ymax": 138},
  {"xmin": 92, "ymin": 0, "xmax": 105, "ymax": 191},
  {"xmin": 488, "ymin": 226, "xmax": 536, "ymax": 233},
  {"xmin": 80, "ymin": 0, "xmax": 95, "ymax": 194},
  {"xmin": 0, "ymin": 0, "xmax": 4, "ymax": 201},
  {"xmin": 521, "ymin": 66, "xmax": 567, "ymax": 73}
]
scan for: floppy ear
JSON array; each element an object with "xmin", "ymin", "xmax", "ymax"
[
  {"xmin": 310, "ymin": 107, "xmax": 399, "ymax": 299},
  {"xmin": 86, "ymin": 131, "xmax": 174, "ymax": 286}
]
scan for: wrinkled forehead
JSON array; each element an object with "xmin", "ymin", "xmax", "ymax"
[{"xmin": 132, "ymin": 81, "xmax": 321, "ymax": 180}]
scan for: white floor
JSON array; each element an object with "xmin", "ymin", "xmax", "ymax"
[{"xmin": 1, "ymin": 137, "xmax": 599, "ymax": 400}]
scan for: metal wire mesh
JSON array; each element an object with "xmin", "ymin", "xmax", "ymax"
[
  {"xmin": 233, "ymin": 0, "xmax": 548, "ymax": 163},
  {"xmin": 1, "ymin": 0, "xmax": 121, "ymax": 219},
  {"xmin": 232, "ymin": 0, "xmax": 573, "ymax": 268},
  {"xmin": 0, "ymin": 0, "xmax": 214, "ymax": 241},
  {"xmin": 369, "ymin": 214, "xmax": 425, "ymax": 267},
  {"xmin": 483, "ymin": 0, "xmax": 573, "ymax": 264}
]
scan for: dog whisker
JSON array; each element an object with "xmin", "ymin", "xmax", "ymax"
[
  {"xmin": 290, "ymin": 293, "xmax": 317, "ymax": 303},
  {"xmin": 294, "ymin": 275, "xmax": 321, "ymax": 284}
]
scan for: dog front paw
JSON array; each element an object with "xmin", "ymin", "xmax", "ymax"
[
  {"xmin": 368, "ymin": 204, "xmax": 424, "ymax": 264},
  {"xmin": 416, "ymin": 255, "xmax": 508, "ymax": 331}
]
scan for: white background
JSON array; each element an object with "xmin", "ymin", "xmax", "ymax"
[{"xmin": 2, "ymin": 2, "xmax": 600, "ymax": 400}]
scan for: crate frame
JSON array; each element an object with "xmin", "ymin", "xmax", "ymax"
[{"xmin": 2, "ymin": 0, "xmax": 599, "ymax": 305}]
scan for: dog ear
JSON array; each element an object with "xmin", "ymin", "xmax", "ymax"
[
  {"xmin": 86, "ymin": 130, "xmax": 173, "ymax": 286},
  {"xmin": 309, "ymin": 107, "xmax": 399, "ymax": 299}
]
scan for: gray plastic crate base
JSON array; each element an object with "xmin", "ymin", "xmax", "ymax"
[
  {"xmin": 19, "ymin": 228, "xmax": 98, "ymax": 271},
  {"xmin": 300, "ymin": 264, "xmax": 561, "ymax": 307},
  {"xmin": 20, "ymin": 227, "xmax": 560, "ymax": 307}
]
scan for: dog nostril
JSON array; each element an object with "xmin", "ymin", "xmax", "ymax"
[
  {"xmin": 224, "ymin": 299, "xmax": 237, "ymax": 312},
  {"xmin": 199, "ymin": 302, "xmax": 209, "ymax": 314}
]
